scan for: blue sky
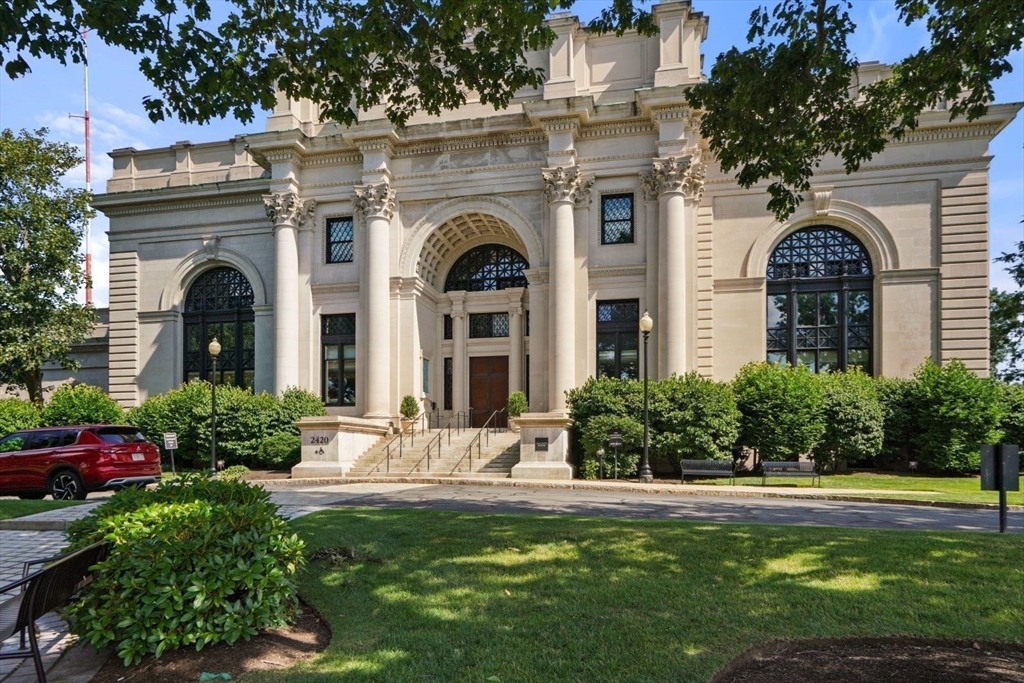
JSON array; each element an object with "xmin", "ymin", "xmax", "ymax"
[{"xmin": 0, "ymin": 0, "xmax": 1020, "ymax": 306}]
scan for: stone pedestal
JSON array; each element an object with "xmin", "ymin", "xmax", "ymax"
[
  {"xmin": 292, "ymin": 416, "xmax": 390, "ymax": 478},
  {"xmin": 510, "ymin": 412, "xmax": 574, "ymax": 480}
]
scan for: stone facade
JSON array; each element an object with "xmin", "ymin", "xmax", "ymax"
[{"xmin": 90, "ymin": 1, "xmax": 1019, "ymax": 424}]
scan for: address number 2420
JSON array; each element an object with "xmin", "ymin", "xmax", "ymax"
[{"xmin": 307, "ymin": 435, "xmax": 330, "ymax": 445}]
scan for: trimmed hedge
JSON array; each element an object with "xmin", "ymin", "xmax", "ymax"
[
  {"xmin": 733, "ymin": 362, "xmax": 825, "ymax": 465},
  {"xmin": 66, "ymin": 475, "xmax": 304, "ymax": 666},
  {"xmin": 650, "ymin": 372, "xmax": 739, "ymax": 463},
  {"xmin": 814, "ymin": 368, "xmax": 884, "ymax": 472},
  {"xmin": 257, "ymin": 432, "xmax": 302, "ymax": 469},
  {"xmin": 40, "ymin": 384, "xmax": 123, "ymax": 427},
  {"xmin": 0, "ymin": 397, "xmax": 39, "ymax": 437}
]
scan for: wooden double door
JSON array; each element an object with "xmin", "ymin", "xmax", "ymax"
[{"xmin": 469, "ymin": 356, "xmax": 509, "ymax": 428}]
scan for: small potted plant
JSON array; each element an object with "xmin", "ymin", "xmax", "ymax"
[
  {"xmin": 399, "ymin": 395, "xmax": 420, "ymax": 429},
  {"xmin": 506, "ymin": 391, "xmax": 528, "ymax": 432}
]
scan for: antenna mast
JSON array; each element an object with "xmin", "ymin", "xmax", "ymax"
[{"xmin": 69, "ymin": 30, "xmax": 92, "ymax": 305}]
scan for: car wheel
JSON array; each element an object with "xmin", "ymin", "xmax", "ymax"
[
  {"xmin": 49, "ymin": 470, "xmax": 87, "ymax": 500},
  {"xmin": 18, "ymin": 493, "xmax": 46, "ymax": 500}
]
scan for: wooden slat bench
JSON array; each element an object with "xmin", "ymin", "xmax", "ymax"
[
  {"xmin": 679, "ymin": 459, "xmax": 735, "ymax": 485},
  {"xmin": 0, "ymin": 542, "xmax": 108, "ymax": 683},
  {"xmin": 761, "ymin": 461, "xmax": 821, "ymax": 487}
]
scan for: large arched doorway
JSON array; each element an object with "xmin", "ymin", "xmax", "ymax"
[
  {"xmin": 183, "ymin": 266, "xmax": 256, "ymax": 388},
  {"xmin": 766, "ymin": 226, "xmax": 873, "ymax": 373}
]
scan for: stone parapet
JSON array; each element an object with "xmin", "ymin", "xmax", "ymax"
[
  {"xmin": 292, "ymin": 416, "xmax": 391, "ymax": 478},
  {"xmin": 511, "ymin": 412, "xmax": 574, "ymax": 480}
]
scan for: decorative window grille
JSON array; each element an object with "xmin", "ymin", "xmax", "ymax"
[
  {"xmin": 443, "ymin": 357, "xmax": 453, "ymax": 410},
  {"xmin": 444, "ymin": 314, "xmax": 453, "ymax": 340},
  {"xmin": 322, "ymin": 313, "xmax": 356, "ymax": 406},
  {"xmin": 326, "ymin": 217, "xmax": 354, "ymax": 263},
  {"xmin": 601, "ymin": 194, "xmax": 634, "ymax": 245},
  {"xmin": 183, "ymin": 267, "xmax": 256, "ymax": 388},
  {"xmin": 469, "ymin": 313, "xmax": 510, "ymax": 338},
  {"xmin": 444, "ymin": 244, "xmax": 528, "ymax": 292}
]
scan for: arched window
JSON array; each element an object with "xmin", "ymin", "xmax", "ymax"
[
  {"xmin": 183, "ymin": 267, "xmax": 256, "ymax": 388},
  {"xmin": 444, "ymin": 244, "xmax": 528, "ymax": 292},
  {"xmin": 766, "ymin": 227, "xmax": 873, "ymax": 373}
]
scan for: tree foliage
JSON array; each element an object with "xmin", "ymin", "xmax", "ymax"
[
  {"xmin": 39, "ymin": 383, "xmax": 124, "ymax": 426},
  {"xmin": 0, "ymin": 0, "xmax": 653, "ymax": 127},
  {"xmin": 649, "ymin": 373, "xmax": 740, "ymax": 463},
  {"xmin": 687, "ymin": 0, "xmax": 1022, "ymax": 219},
  {"xmin": 0, "ymin": 397, "xmax": 40, "ymax": 437},
  {"xmin": 990, "ymin": 239, "xmax": 1024, "ymax": 382},
  {"xmin": 733, "ymin": 361, "xmax": 825, "ymax": 464},
  {"xmin": 0, "ymin": 128, "xmax": 95, "ymax": 405},
  {"xmin": 813, "ymin": 368, "xmax": 884, "ymax": 472}
]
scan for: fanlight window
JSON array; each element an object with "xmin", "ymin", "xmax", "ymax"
[
  {"xmin": 183, "ymin": 267, "xmax": 256, "ymax": 388},
  {"xmin": 444, "ymin": 244, "xmax": 528, "ymax": 292},
  {"xmin": 766, "ymin": 227, "xmax": 873, "ymax": 374}
]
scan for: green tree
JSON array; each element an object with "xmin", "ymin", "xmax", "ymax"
[
  {"xmin": 0, "ymin": 128, "xmax": 95, "ymax": 405},
  {"xmin": 40, "ymin": 384, "xmax": 124, "ymax": 426},
  {"xmin": 686, "ymin": 0, "xmax": 1023, "ymax": 219},
  {"xmin": 990, "ymin": 239, "xmax": 1024, "ymax": 382},
  {"xmin": 733, "ymin": 361, "xmax": 825, "ymax": 466},
  {"xmin": 649, "ymin": 373, "xmax": 740, "ymax": 463},
  {"xmin": 813, "ymin": 369, "xmax": 884, "ymax": 472}
]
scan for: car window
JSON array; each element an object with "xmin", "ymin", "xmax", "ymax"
[
  {"xmin": 0, "ymin": 434, "xmax": 27, "ymax": 453},
  {"xmin": 96, "ymin": 427, "xmax": 149, "ymax": 444},
  {"xmin": 28, "ymin": 431, "xmax": 64, "ymax": 449},
  {"xmin": 61, "ymin": 430, "xmax": 80, "ymax": 446}
]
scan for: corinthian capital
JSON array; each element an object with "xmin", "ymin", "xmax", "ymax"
[
  {"xmin": 542, "ymin": 166, "xmax": 594, "ymax": 207},
  {"xmin": 650, "ymin": 154, "xmax": 706, "ymax": 202},
  {"xmin": 353, "ymin": 180, "xmax": 396, "ymax": 220},
  {"xmin": 263, "ymin": 192, "xmax": 316, "ymax": 228}
]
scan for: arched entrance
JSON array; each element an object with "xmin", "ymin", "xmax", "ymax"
[{"xmin": 183, "ymin": 266, "xmax": 256, "ymax": 388}]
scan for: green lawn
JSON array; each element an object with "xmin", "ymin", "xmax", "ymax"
[
  {"xmin": 0, "ymin": 499, "xmax": 86, "ymax": 520},
  {"xmin": 691, "ymin": 471, "xmax": 1024, "ymax": 505},
  {"xmin": 246, "ymin": 508, "xmax": 1023, "ymax": 683}
]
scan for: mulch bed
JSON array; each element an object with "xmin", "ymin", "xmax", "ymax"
[
  {"xmin": 89, "ymin": 601, "xmax": 330, "ymax": 683},
  {"xmin": 712, "ymin": 638, "xmax": 1024, "ymax": 683}
]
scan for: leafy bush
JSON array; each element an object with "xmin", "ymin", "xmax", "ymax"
[
  {"xmin": 66, "ymin": 475, "xmax": 304, "ymax": 666},
  {"xmin": 216, "ymin": 464, "xmax": 251, "ymax": 481},
  {"xmin": 0, "ymin": 397, "xmax": 39, "ymax": 436},
  {"xmin": 400, "ymin": 394, "xmax": 419, "ymax": 419},
  {"xmin": 127, "ymin": 382, "xmax": 211, "ymax": 468},
  {"xmin": 279, "ymin": 386, "xmax": 327, "ymax": 425},
  {"xmin": 212, "ymin": 387, "xmax": 291, "ymax": 467},
  {"xmin": 998, "ymin": 383, "xmax": 1024, "ymax": 448},
  {"xmin": 257, "ymin": 431, "xmax": 302, "ymax": 469},
  {"xmin": 733, "ymin": 362, "xmax": 825, "ymax": 465},
  {"xmin": 579, "ymin": 413, "xmax": 644, "ymax": 478},
  {"xmin": 649, "ymin": 373, "xmax": 740, "ymax": 463},
  {"xmin": 874, "ymin": 376, "xmax": 916, "ymax": 468},
  {"xmin": 566, "ymin": 376, "xmax": 644, "ymax": 427},
  {"xmin": 814, "ymin": 369, "xmax": 884, "ymax": 472},
  {"xmin": 909, "ymin": 359, "xmax": 1003, "ymax": 474},
  {"xmin": 40, "ymin": 384, "xmax": 123, "ymax": 427},
  {"xmin": 507, "ymin": 391, "xmax": 529, "ymax": 418}
]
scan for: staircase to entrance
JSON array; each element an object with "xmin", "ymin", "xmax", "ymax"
[{"xmin": 346, "ymin": 413, "xmax": 520, "ymax": 478}]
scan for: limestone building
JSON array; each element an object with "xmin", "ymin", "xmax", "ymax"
[{"xmin": 93, "ymin": 1, "xmax": 1019, "ymax": 436}]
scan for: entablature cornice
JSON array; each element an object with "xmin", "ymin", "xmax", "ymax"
[{"xmin": 91, "ymin": 179, "xmax": 271, "ymax": 217}]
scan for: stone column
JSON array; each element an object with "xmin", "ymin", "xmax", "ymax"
[
  {"xmin": 524, "ymin": 268, "xmax": 549, "ymax": 413},
  {"xmin": 508, "ymin": 289, "xmax": 524, "ymax": 395},
  {"xmin": 449, "ymin": 292, "xmax": 467, "ymax": 415},
  {"xmin": 650, "ymin": 154, "xmax": 705, "ymax": 377},
  {"xmin": 542, "ymin": 166, "xmax": 593, "ymax": 412},
  {"xmin": 354, "ymin": 180, "xmax": 396, "ymax": 420},
  {"xmin": 641, "ymin": 172, "xmax": 661, "ymax": 379},
  {"xmin": 264, "ymin": 192, "xmax": 316, "ymax": 395}
]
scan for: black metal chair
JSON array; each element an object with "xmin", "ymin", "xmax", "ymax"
[{"xmin": 0, "ymin": 542, "xmax": 108, "ymax": 682}]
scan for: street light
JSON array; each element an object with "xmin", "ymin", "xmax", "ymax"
[
  {"xmin": 208, "ymin": 337, "xmax": 222, "ymax": 478},
  {"xmin": 638, "ymin": 310, "xmax": 654, "ymax": 484}
]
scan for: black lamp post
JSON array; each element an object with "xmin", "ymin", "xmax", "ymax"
[
  {"xmin": 639, "ymin": 310, "xmax": 654, "ymax": 484},
  {"xmin": 208, "ymin": 336, "xmax": 221, "ymax": 478}
]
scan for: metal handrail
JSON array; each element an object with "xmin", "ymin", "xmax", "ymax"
[
  {"xmin": 374, "ymin": 411, "xmax": 425, "ymax": 474},
  {"xmin": 457, "ymin": 408, "xmax": 507, "ymax": 473}
]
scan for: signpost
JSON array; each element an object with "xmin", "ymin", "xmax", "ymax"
[
  {"xmin": 981, "ymin": 443, "xmax": 1020, "ymax": 533},
  {"xmin": 608, "ymin": 431, "xmax": 623, "ymax": 480},
  {"xmin": 163, "ymin": 433, "xmax": 178, "ymax": 475}
]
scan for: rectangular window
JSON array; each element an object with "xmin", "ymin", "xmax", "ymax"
[
  {"xmin": 322, "ymin": 313, "xmax": 356, "ymax": 406},
  {"xmin": 422, "ymin": 358, "xmax": 430, "ymax": 394},
  {"xmin": 601, "ymin": 194, "xmax": 634, "ymax": 245},
  {"xmin": 326, "ymin": 217, "xmax": 354, "ymax": 263},
  {"xmin": 444, "ymin": 314, "xmax": 453, "ymax": 340},
  {"xmin": 524, "ymin": 354, "xmax": 530, "ymax": 400},
  {"xmin": 469, "ymin": 313, "xmax": 509, "ymax": 338},
  {"xmin": 595, "ymin": 300, "xmax": 640, "ymax": 380},
  {"xmin": 443, "ymin": 357, "xmax": 453, "ymax": 410}
]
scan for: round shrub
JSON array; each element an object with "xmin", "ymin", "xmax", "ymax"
[
  {"xmin": 217, "ymin": 464, "xmax": 251, "ymax": 481},
  {"xmin": 580, "ymin": 413, "xmax": 644, "ymax": 478},
  {"xmin": 649, "ymin": 372, "xmax": 740, "ymax": 463},
  {"xmin": 128, "ymin": 382, "xmax": 211, "ymax": 469},
  {"xmin": 40, "ymin": 384, "xmax": 123, "ymax": 427},
  {"xmin": 874, "ymin": 376, "xmax": 916, "ymax": 468},
  {"xmin": 998, "ymin": 383, "xmax": 1024, "ymax": 448},
  {"xmin": 211, "ymin": 386, "xmax": 291, "ymax": 468},
  {"xmin": 0, "ymin": 397, "xmax": 39, "ymax": 437},
  {"xmin": 400, "ymin": 394, "xmax": 419, "ymax": 419},
  {"xmin": 506, "ymin": 391, "xmax": 529, "ymax": 418},
  {"xmin": 65, "ymin": 475, "xmax": 304, "ymax": 666},
  {"xmin": 257, "ymin": 431, "xmax": 302, "ymax": 469},
  {"xmin": 280, "ymin": 386, "xmax": 327, "ymax": 425},
  {"xmin": 909, "ymin": 359, "xmax": 1003, "ymax": 474},
  {"xmin": 813, "ymin": 368, "xmax": 884, "ymax": 472},
  {"xmin": 733, "ymin": 362, "xmax": 825, "ymax": 465}
]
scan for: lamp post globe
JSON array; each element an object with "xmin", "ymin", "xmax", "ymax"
[
  {"xmin": 638, "ymin": 311, "xmax": 654, "ymax": 484},
  {"xmin": 208, "ymin": 337, "xmax": 221, "ymax": 478}
]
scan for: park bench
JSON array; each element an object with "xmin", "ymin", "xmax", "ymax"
[
  {"xmin": 679, "ymin": 459, "xmax": 735, "ymax": 485},
  {"xmin": 0, "ymin": 542, "xmax": 109, "ymax": 683},
  {"xmin": 761, "ymin": 461, "xmax": 821, "ymax": 487}
]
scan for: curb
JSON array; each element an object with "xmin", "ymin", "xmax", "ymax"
[
  {"xmin": 250, "ymin": 476, "xmax": 1024, "ymax": 512},
  {"xmin": 0, "ymin": 519, "xmax": 72, "ymax": 531}
]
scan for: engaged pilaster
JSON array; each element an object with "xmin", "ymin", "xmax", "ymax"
[
  {"xmin": 354, "ymin": 179, "xmax": 397, "ymax": 419},
  {"xmin": 449, "ymin": 292, "xmax": 467, "ymax": 416},
  {"xmin": 507, "ymin": 289, "xmax": 525, "ymax": 395},
  {"xmin": 264, "ymin": 191, "xmax": 316, "ymax": 395}
]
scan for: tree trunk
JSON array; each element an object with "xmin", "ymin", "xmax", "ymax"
[{"xmin": 23, "ymin": 369, "xmax": 44, "ymax": 408}]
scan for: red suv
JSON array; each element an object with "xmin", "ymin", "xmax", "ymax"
[{"xmin": 0, "ymin": 425, "xmax": 162, "ymax": 500}]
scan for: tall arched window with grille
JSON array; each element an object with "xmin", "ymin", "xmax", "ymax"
[
  {"xmin": 183, "ymin": 267, "xmax": 256, "ymax": 388},
  {"xmin": 766, "ymin": 227, "xmax": 873, "ymax": 373},
  {"xmin": 444, "ymin": 244, "xmax": 528, "ymax": 292}
]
